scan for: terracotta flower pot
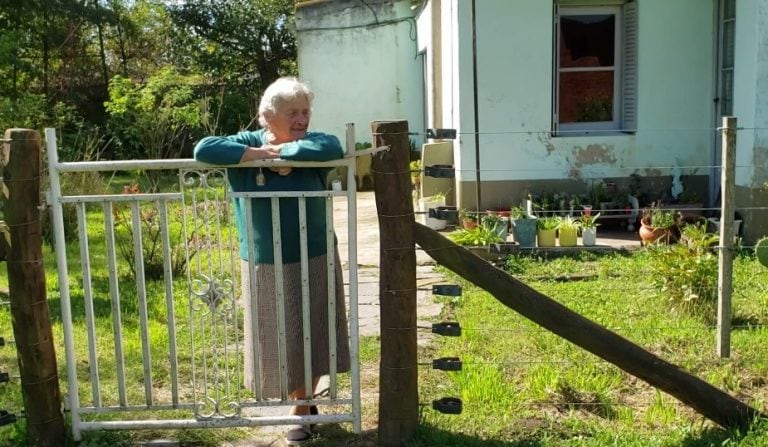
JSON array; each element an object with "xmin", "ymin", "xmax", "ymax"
[{"xmin": 638, "ymin": 217, "xmax": 676, "ymax": 245}]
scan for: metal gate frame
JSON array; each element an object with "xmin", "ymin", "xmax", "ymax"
[{"xmin": 44, "ymin": 127, "xmax": 365, "ymax": 440}]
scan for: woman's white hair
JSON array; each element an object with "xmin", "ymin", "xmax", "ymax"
[{"xmin": 258, "ymin": 77, "xmax": 314, "ymax": 127}]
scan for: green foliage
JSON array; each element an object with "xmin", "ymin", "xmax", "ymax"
[
  {"xmin": 112, "ymin": 183, "xmax": 198, "ymax": 281},
  {"xmin": 643, "ymin": 204, "xmax": 679, "ymax": 229},
  {"xmin": 756, "ymin": 236, "xmax": 768, "ymax": 268},
  {"xmin": 580, "ymin": 212, "xmax": 601, "ymax": 229},
  {"xmin": 647, "ymin": 223, "xmax": 719, "ymax": 320},
  {"xmin": 449, "ymin": 225, "xmax": 504, "ymax": 246},
  {"xmin": 105, "ymin": 68, "xmax": 203, "ymax": 162},
  {"xmin": 536, "ymin": 216, "xmax": 559, "ymax": 230},
  {"xmin": 510, "ymin": 206, "xmax": 527, "ymax": 220},
  {"xmin": 555, "ymin": 215, "xmax": 581, "ymax": 230}
]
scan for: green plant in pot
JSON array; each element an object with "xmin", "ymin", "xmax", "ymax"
[
  {"xmin": 639, "ymin": 204, "xmax": 680, "ymax": 245},
  {"xmin": 459, "ymin": 208, "xmax": 478, "ymax": 229},
  {"xmin": 536, "ymin": 216, "xmax": 559, "ymax": 247},
  {"xmin": 449, "ymin": 224, "xmax": 504, "ymax": 247},
  {"xmin": 556, "ymin": 215, "xmax": 581, "ymax": 247},
  {"xmin": 580, "ymin": 212, "xmax": 601, "ymax": 246},
  {"xmin": 482, "ymin": 212, "xmax": 508, "ymax": 240},
  {"xmin": 510, "ymin": 206, "xmax": 537, "ymax": 249}
]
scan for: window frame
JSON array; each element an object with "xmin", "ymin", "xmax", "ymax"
[{"xmin": 555, "ymin": 5, "xmax": 623, "ymax": 134}]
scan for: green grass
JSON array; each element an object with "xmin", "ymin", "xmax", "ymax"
[
  {"xmin": 3, "ymin": 182, "xmax": 768, "ymax": 446},
  {"xmin": 414, "ymin": 251, "xmax": 768, "ymax": 446}
]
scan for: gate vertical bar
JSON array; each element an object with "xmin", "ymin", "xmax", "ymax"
[
  {"xmin": 371, "ymin": 120, "xmax": 418, "ymax": 446},
  {"xmin": 130, "ymin": 201, "xmax": 154, "ymax": 404},
  {"xmin": 345, "ymin": 123, "xmax": 361, "ymax": 432},
  {"xmin": 75, "ymin": 202, "xmax": 101, "ymax": 406},
  {"xmin": 40, "ymin": 128, "xmax": 74, "ymax": 442},
  {"xmin": 717, "ymin": 116, "xmax": 736, "ymax": 358}
]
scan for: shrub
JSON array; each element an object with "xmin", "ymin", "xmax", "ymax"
[
  {"xmin": 647, "ymin": 223, "xmax": 719, "ymax": 320},
  {"xmin": 112, "ymin": 183, "xmax": 200, "ymax": 281}
]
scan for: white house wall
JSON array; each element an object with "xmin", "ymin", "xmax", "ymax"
[
  {"xmin": 421, "ymin": 0, "xmax": 716, "ymax": 210},
  {"xmin": 296, "ymin": 0, "xmax": 424, "ymax": 148},
  {"xmin": 734, "ymin": 0, "xmax": 768, "ymax": 189}
]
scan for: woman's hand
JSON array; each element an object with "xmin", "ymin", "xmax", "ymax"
[{"xmin": 241, "ymin": 145, "xmax": 281, "ymax": 162}]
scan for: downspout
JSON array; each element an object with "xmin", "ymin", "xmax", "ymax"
[{"xmin": 471, "ymin": 0, "xmax": 482, "ymax": 209}]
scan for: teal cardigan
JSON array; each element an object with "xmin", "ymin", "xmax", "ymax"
[{"xmin": 193, "ymin": 129, "xmax": 343, "ymax": 264}]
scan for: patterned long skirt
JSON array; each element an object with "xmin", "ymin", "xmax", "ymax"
[{"xmin": 240, "ymin": 251, "xmax": 351, "ymax": 398}]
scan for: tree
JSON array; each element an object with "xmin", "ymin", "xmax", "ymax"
[{"xmin": 167, "ymin": 0, "xmax": 297, "ymax": 89}]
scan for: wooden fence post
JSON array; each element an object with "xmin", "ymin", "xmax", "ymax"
[
  {"xmin": 1, "ymin": 129, "xmax": 66, "ymax": 446},
  {"xmin": 717, "ymin": 116, "xmax": 736, "ymax": 358},
  {"xmin": 371, "ymin": 120, "xmax": 418, "ymax": 446}
]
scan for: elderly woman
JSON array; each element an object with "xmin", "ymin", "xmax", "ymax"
[{"xmin": 194, "ymin": 77, "xmax": 350, "ymax": 445}]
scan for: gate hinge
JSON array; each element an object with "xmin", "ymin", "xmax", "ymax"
[{"xmin": 432, "ymin": 357, "xmax": 462, "ymax": 371}]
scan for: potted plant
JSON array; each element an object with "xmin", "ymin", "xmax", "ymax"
[
  {"xmin": 556, "ymin": 215, "xmax": 581, "ymax": 247},
  {"xmin": 536, "ymin": 216, "xmax": 559, "ymax": 247},
  {"xmin": 510, "ymin": 206, "xmax": 537, "ymax": 249},
  {"xmin": 580, "ymin": 212, "xmax": 601, "ymax": 246},
  {"xmin": 639, "ymin": 204, "xmax": 679, "ymax": 245},
  {"xmin": 482, "ymin": 212, "xmax": 508, "ymax": 241},
  {"xmin": 459, "ymin": 209, "xmax": 478, "ymax": 229}
]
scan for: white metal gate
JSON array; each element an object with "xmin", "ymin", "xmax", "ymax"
[{"xmin": 44, "ymin": 128, "xmax": 364, "ymax": 440}]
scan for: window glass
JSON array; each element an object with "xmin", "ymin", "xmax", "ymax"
[
  {"xmin": 558, "ymin": 11, "xmax": 617, "ymax": 127},
  {"xmin": 559, "ymin": 15, "xmax": 615, "ymax": 68},
  {"xmin": 559, "ymin": 72, "xmax": 614, "ymax": 123}
]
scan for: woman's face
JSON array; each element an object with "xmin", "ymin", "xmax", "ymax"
[{"xmin": 265, "ymin": 95, "xmax": 311, "ymax": 143}]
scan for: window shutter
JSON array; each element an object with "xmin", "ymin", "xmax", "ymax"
[
  {"xmin": 552, "ymin": 0, "xmax": 560, "ymax": 134},
  {"xmin": 622, "ymin": 1, "xmax": 638, "ymax": 132}
]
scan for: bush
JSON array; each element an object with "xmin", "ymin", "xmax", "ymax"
[
  {"xmin": 112, "ymin": 183, "xmax": 200, "ymax": 281},
  {"xmin": 647, "ymin": 223, "xmax": 719, "ymax": 320}
]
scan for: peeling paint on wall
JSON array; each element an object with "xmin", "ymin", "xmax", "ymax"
[
  {"xmin": 537, "ymin": 133, "xmax": 555, "ymax": 155},
  {"xmin": 573, "ymin": 144, "xmax": 617, "ymax": 166}
]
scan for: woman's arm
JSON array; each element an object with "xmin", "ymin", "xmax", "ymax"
[
  {"xmin": 278, "ymin": 132, "xmax": 343, "ymax": 162},
  {"xmin": 194, "ymin": 131, "xmax": 279, "ymax": 165}
]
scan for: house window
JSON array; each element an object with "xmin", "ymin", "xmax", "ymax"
[{"xmin": 554, "ymin": 2, "xmax": 637, "ymax": 134}]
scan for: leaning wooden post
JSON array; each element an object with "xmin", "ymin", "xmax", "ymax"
[
  {"xmin": 371, "ymin": 120, "xmax": 418, "ymax": 446},
  {"xmin": 1, "ymin": 129, "xmax": 66, "ymax": 446},
  {"xmin": 414, "ymin": 222, "xmax": 764, "ymax": 429},
  {"xmin": 717, "ymin": 116, "xmax": 737, "ymax": 358}
]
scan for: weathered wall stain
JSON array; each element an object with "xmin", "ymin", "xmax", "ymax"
[
  {"xmin": 537, "ymin": 133, "xmax": 556, "ymax": 156},
  {"xmin": 572, "ymin": 144, "xmax": 617, "ymax": 166},
  {"xmin": 753, "ymin": 146, "xmax": 768, "ymax": 188}
]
